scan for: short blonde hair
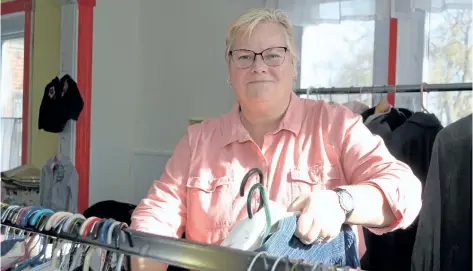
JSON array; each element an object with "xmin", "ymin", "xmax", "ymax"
[{"xmin": 225, "ymin": 8, "xmax": 298, "ymax": 68}]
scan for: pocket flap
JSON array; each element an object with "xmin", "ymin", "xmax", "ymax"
[
  {"xmin": 319, "ymin": 164, "xmax": 339, "ymax": 181},
  {"xmin": 289, "ymin": 167, "xmax": 320, "ymax": 185},
  {"xmin": 186, "ymin": 176, "xmax": 233, "ymax": 192},
  {"xmin": 290, "ymin": 164, "xmax": 339, "ymax": 185}
]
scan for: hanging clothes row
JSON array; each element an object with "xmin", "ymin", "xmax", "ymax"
[
  {"xmin": 359, "ymin": 95, "xmax": 444, "ymax": 271},
  {"xmin": 411, "ymin": 114, "xmax": 472, "ymax": 271},
  {"xmin": 0, "ymin": 203, "xmax": 360, "ymax": 271}
]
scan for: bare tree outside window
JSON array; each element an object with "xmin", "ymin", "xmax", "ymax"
[
  {"xmin": 423, "ymin": 9, "xmax": 472, "ymax": 125},
  {"xmin": 300, "ymin": 21, "xmax": 375, "ymax": 106}
]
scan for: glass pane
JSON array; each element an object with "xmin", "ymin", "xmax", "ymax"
[
  {"xmin": 1, "ymin": 37, "xmax": 24, "ymax": 171},
  {"xmin": 300, "ymin": 20, "xmax": 375, "ymax": 105},
  {"xmin": 422, "ymin": 9, "xmax": 472, "ymax": 125}
]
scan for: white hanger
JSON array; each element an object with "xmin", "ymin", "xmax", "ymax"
[
  {"xmin": 270, "ymin": 255, "xmax": 287, "ymax": 271},
  {"xmin": 420, "ymin": 83, "xmax": 430, "ymax": 113},
  {"xmin": 246, "ymin": 251, "xmax": 269, "ymax": 271},
  {"xmin": 221, "ymin": 200, "xmax": 298, "ymax": 251},
  {"xmin": 221, "ymin": 180, "xmax": 300, "ymax": 251},
  {"xmin": 82, "ymin": 247, "xmax": 96, "ymax": 271},
  {"xmin": 310, "ymin": 262, "xmax": 321, "ymax": 271}
]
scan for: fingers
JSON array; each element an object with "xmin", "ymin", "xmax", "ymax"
[
  {"xmin": 295, "ymin": 204, "xmax": 321, "ymax": 245},
  {"xmin": 290, "ymin": 193, "xmax": 341, "ymax": 245},
  {"xmin": 287, "ymin": 195, "xmax": 308, "ymax": 212}
]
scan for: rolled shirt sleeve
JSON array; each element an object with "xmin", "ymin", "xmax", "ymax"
[
  {"xmin": 332, "ymin": 105, "xmax": 422, "ymax": 234},
  {"xmin": 130, "ymin": 134, "xmax": 189, "ymax": 239}
]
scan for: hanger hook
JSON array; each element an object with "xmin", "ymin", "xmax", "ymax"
[
  {"xmin": 420, "ymin": 82, "xmax": 430, "ymax": 113},
  {"xmin": 240, "ymin": 168, "xmax": 264, "ymax": 197},
  {"xmin": 240, "ymin": 168, "xmax": 265, "ymax": 214},
  {"xmin": 246, "ymin": 183, "xmax": 272, "ymax": 237}
]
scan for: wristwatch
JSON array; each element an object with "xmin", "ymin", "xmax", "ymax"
[{"xmin": 333, "ymin": 187, "xmax": 354, "ymax": 219}]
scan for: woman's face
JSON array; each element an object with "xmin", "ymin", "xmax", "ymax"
[{"xmin": 228, "ymin": 21, "xmax": 296, "ymax": 110}]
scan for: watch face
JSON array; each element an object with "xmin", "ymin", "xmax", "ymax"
[{"xmin": 340, "ymin": 191, "xmax": 354, "ymax": 212}]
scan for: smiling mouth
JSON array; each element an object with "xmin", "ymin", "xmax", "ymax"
[{"xmin": 249, "ymin": 80, "xmax": 272, "ymax": 84}]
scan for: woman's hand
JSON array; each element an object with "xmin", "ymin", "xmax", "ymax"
[{"xmin": 287, "ymin": 190, "xmax": 346, "ymax": 244}]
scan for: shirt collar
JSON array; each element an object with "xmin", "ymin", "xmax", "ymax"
[{"xmin": 222, "ymin": 92, "xmax": 304, "ymax": 147}]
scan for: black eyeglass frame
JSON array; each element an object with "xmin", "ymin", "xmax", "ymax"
[{"xmin": 229, "ymin": 46, "xmax": 289, "ymax": 69}]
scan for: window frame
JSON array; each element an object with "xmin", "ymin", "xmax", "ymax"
[
  {"xmin": 1, "ymin": 0, "xmax": 33, "ymax": 166},
  {"xmin": 295, "ymin": 19, "xmax": 393, "ymax": 106}
]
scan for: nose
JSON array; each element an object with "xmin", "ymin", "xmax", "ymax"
[{"xmin": 252, "ymin": 55, "xmax": 268, "ymax": 73}]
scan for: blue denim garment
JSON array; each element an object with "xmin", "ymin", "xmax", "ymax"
[
  {"xmin": 255, "ymin": 215, "xmax": 360, "ymax": 268},
  {"xmin": 1, "ymin": 237, "xmax": 25, "ymax": 256}
]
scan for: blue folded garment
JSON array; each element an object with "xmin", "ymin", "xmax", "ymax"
[
  {"xmin": 1, "ymin": 237, "xmax": 25, "ymax": 256},
  {"xmin": 255, "ymin": 215, "xmax": 360, "ymax": 268}
]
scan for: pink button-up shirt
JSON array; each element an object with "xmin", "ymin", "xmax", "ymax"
[{"xmin": 130, "ymin": 93, "xmax": 422, "ymax": 254}]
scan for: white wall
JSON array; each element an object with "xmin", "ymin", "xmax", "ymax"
[{"xmin": 90, "ymin": 0, "xmax": 264, "ymax": 206}]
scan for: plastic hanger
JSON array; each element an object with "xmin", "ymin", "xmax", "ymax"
[
  {"xmin": 359, "ymin": 86, "xmax": 363, "ymax": 103},
  {"xmin": 420, "ymin": 83, "xmax": 430, "ymax": 113},
  {"xmin": 239, "ymin": 168, "xmax": 265, "ymax": 212},
  {"xmin": 270, "ymin": 255, "xmax": 288, "ymax": 271},
  {"xmin": 82, "ymin": 247, "xmax": 97, "ymax": 271},
  {"xmin": 290, "ymin": 260, "xmax": 302, "ymax": 271},
  {"xmin": 247, "ymin": 251, "xmax": 269, "ymax": 271},
  {"xmin": 309, "ymin": 262, "xmax": 321, "ymax": 271}
]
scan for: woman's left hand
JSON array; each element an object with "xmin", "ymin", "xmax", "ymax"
[{"xmin": 287, "ymin": 190, "xmax": 346, "ymax": 244}]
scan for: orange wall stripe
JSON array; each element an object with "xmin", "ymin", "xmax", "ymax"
[
  {"xmin": 387, "ymin": 18, "xmax": 398, "ymax": 106},
  {"xmin": 76, "ymin": 0, "xmax": 95, "ymax": 213},
  {"xmin": 22, "ymin": 5, "xmax": 32, "ymax": 164}
]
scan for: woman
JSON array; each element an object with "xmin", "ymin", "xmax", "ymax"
[{"xmin": 130, "ymin": 8, "xmax": 422, "ymax": 271}]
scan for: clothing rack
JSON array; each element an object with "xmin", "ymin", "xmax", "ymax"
[
  {"xmin": 295, "ymin": 82, "xmax": 472, "ymax": 95},
  {"xmin": 1, "ymin": 220, "xmax": 354, "ymax": 271}
]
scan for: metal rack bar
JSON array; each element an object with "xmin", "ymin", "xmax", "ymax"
[
  {"xmin": 1, "ymin": 222, "xmax": 354, "ymax": 271},
  {"xmin": 295, "ymin": 82, "xmax": 472, "ymax": 95}
]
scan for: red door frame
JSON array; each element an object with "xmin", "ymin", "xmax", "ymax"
[
  {"xmin": 387, "ymin": 18, "xmax": 398, "ymax": 106},
  {"xmin": 75, "ymin": 0, "xmax": 96, "ymax": 213},
  {"xmin": 1, "ymin": 0, "xmax": 32, "ymax": 165},
  {"xmin": 2, "ymin": 0, "xmax": 95, "ymax": 213}
]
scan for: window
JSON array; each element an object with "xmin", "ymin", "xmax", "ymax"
[
  {"xmin": 422, "ymin": 9, "xmax": 472, "ymax": 125},
  {"xmin": 300, "ymin": 20, "xmax": 375, "ymax": 106},
  {"xmin": 1, "ymin": 36, "xmax": 25, "ymax": 172}
]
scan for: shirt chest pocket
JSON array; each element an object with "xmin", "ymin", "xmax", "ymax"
[
  {"xmin": 288, "ymin": 164, "xmax": 340, "ymax": 200},
  {"xmin": 186, "ymin": 176, "xmax": 235, "ymax": 231}
]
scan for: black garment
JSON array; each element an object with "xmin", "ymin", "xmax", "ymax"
[
  {"xmin": 38, "ymin": 74, "xmax": 84, "ymax": 133},
  {"xmin": 411, "ymin": 114, "xmax": 472, "ymax": 271},
  {"xmin": 361, "ymin": 109, "xmax": 443, "ymax": 271},
  {"xmin": 83, "ymin": 200, "xmax": 136, "ymax": 225}
]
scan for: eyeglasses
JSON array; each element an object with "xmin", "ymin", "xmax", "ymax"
[{"xmin": 229, "ymin": 47, "xmax": 288, "ymax": 69}]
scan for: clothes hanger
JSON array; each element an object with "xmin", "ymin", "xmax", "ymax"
[
  {"xmin": 270, "ymin": 255, "xmax": 288, "ymax": 271},
  {"xmin": 375, "ymin": 85, "xmax": 391, "ymax": 114},
  {"xmin": 290, "ymin": 260, "xmax": 302, "ymax": 271},
  {"xmin": 309, "ymin": 262, "xmax": 321, "ymax": 271},
  {"xmin": 82, "ymin": 247, "xmax": 97, "ymax": 271},
  {"xmin": 247, "ymin": 251, "xmax": 269, "ymax": 271},
  {"xmin": 62, "ymin": 213, "xmax": 86, "ymax": 234},
  {"xmin": 240, "ymin": 168, "xmax": 265, "ymax": 212},
  {"xmin": 359, "ymin": 86, "xmax": 363, "ymax": 103},
  {"xmin": 420, "ymin": 83, "xmax": 430, "ymax": 113},
  {"xmin": 246, "ymin": 183, "xmax": 272, "ymax": 239},
  {"xmin": 103, "ymin": 220, "xmax": 122, "ymax": 271}
]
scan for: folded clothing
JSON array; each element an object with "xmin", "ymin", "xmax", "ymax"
[{"xmin": 255, "ymin": 215, "xmax": 360, "ymax": 268}]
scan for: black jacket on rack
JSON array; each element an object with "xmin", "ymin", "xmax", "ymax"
[
  {"xmin": 38, "ymin": 74, "xmax": 84, "ymax": 133},
  {"xmin": 411, "ymin": 114, "xmax": 472, "ymax": 271},
  {"xmin": 360, "ymin": 107, "xmax": 443, "ymax": 271}
]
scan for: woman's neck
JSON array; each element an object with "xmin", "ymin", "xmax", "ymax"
[{"xmin": 239, "ymin": 99, "xmax": 289, "ymax": 137}]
